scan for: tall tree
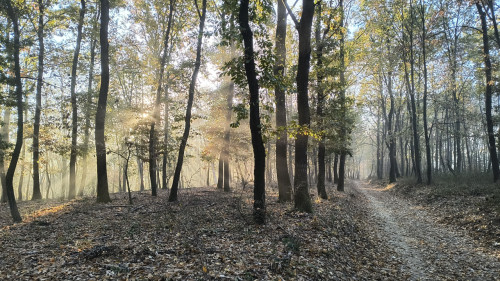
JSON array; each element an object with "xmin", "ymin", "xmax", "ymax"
[
  {"xmin": 80, "ymin": 5, "xmax": 100, "ymax": 196},
  {"xmin": 314, "ymin": 1, "xmax": 328, "ymax": 199},
  {"xmin": 239, "ymin": 0, "xmax": 266, "ymax": 224},
  {"xmin": 3, "ymin": 0, "xmax": 23, "ymax": 222},
  {"xmin": 150, "ymin": 0, "xmax": 175, "ymax": 197},
  {"xmin": 169, "ymin": 0, "xmax": 207, "ymax": 201},
  {"xmin": 32, "ymin": 0, "xmax": 45, "ymax": 200},
  {"xmin": 69, "ymin": 0, "xmax": 86, "ymax": 199},
  {"xmin": 476, "ymin": 2, "xmax": 500, "ymax": 182},
  {"xmin": 285, "ymin": 0, "xmax": 314, "ymax": 212},
  {"xmin": 420, "ymin": 0, "xmax": 431, "ymax": 184},
  {"xmin": 274, "ymin": 0, "xmax": 292, "ymax": 202},
  {"xmin": 338, "ymin": 0, "xmax": 347, "ymax": 192},
  {"xmin": 95, "ymin": 0, "xmax": 111, "ymax": 202},
  {"xmin": 403, "ymin": 0, "xmax": 422, "ymax": 184}
]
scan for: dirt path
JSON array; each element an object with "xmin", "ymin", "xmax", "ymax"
[{"xmin": 354, "ymin": 181, "xmax": 500, "ymax": 281}]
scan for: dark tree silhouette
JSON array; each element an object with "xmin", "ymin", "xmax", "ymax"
[
  {"xmin": 169, "ymin": 0, "xmax": 207, "ymax": 201},
  {"xmin": 3, "ymin": 0, "xmax": 23, "ymax": 222},
  {"xmin": 239, "ymin": 0, "xmax": 267, "ymax": 224},
  {"xmin": 95, "ymin": 0, "xmax": 111, "ymax": 203}
]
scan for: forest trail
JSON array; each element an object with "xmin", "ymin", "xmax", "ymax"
[{"xmin": 354, "ymin": 181, "xmax": 500, "ymax": 281}]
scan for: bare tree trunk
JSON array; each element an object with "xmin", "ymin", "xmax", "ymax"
[
  {"xmin": 337, "ymin": 0, "xmax": 347, "ymax": 192},
  {"xmin": 32, "ymin": 0, "xmax": 45, "ymax": 200},
  {"xmin": 420, "ymin": 1, "xmax": 431, "ymax": 184},
  {"xmin": 405, "ymin": 2, "xmax": 422, "ymax": 184},
  {"xmin": 477, "ymin": 3, "xmax": 500, "ymax": 182},
  {"xmin": 95, "ymin": 0, "xmax": 111, "ymax": 203},
  {"xmin": 0, "ymin": 107, "xmax": 11, "ymax": 203},
  {"xmin": 285, "ymin": 0, "xmax": 315, "ymax": 211},
  {"xmin": 136, "ymin": 153, "xmax": 145, "ymax": 191},
  {"xmin": 274, "ymin": 0, "xmax": 292, "ymax": 202},
  {"xmin": 223, "ymin": 81, "xmax": 233, "ymax": 192},
  {"xmin": 4, "ymin": 0, "xmax": 23, "ymax": 222},
  {"xmin": 169, "ymin": 0, "xmax": 206, "ymax": 201},
  {"xmin": 239, "ymin": 0, "xmax": 267, "ymax": 223},
  {"xmin": 217, "ymin": 154, "xmax": 223, "ymax": 189},
  {"xmin": 69, "ymin": 0, "xmax": 86, "ymax": 199},
  {"xmin": 150, "ymin": 0, "xmax": 175, "ymax": 197},
  {"xmin": 79, "ymin": 6, "xmax": 99, "ymax": 197}
]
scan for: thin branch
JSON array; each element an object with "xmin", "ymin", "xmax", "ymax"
[
  {"xmin": 461, "ymin": 25, "xmax": 482, "ymax": 33},
  {"xmin": 194, "ymin": 0, "xmax": 202, "ymax": 19},
  {"xmin": 282, "ymin": 0, "xmax": 299, "ymax": 29}
]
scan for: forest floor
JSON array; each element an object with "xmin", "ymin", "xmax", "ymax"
[{"xmin": 0, "ymin": 179, "xmax": 499, "ymax": 280}]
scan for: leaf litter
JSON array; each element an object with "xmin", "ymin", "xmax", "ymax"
[{"xmin": 1, "ymin": 182, "xmax": 405, "ymax": 280}]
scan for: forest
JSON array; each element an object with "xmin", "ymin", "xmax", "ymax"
[{"xmin": 1, "ymin": 0, "xmax": 500, "ymax": 279}]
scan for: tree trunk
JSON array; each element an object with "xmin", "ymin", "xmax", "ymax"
[
  {"xmin": 217, "ymin": 153, "xmax": 223, "ymax": 189},
  {"xmin": 274, "ymin": 0, "xmax": 292, "ymax": 202},
  {"xmin": 477, "ymin": 3, "xmax": 500, "ymax": 182},
  {"xmin": 169, "ymin": 0, "xmax": 206, "ymax": 201},
  {"xmin": 4, "ymin": 0, "xmax": 23, "ymax": 222},
  {"xmin": 386, "ymin": 70, "xmax": 397, "ymax": 183},
  {"xmin": 79, "ymin": 7, "xmax": 99, "ymax": 197},
  {"xmin": 223, "ymin": 81, "xmax": 234, "ymax": 192},
  {"xmin": 420, "ymin": 2, "xmax": 431, "ymax": 184},
  {"xmin": 315, "ymin": 9, "xmax": 328, "ymax": 200},
  {"xmin": 69, "ymin": 0, "xmax": 86, "ymax": 199},
  {"xmin": 95, "ymin": 0, "xmax": 111, "ymax": 203},
  {"xmin": 333, "ymin": 153, "xmax": 339, "ymax": 184},
  {"xmin": 376, "ymin": 108, "xmax": 383, "ymax": 179},
  {"xmin": 0, "ymin": 107, "xmax": 10, "ymax": 203},
  {"xmin": 239, "ymin": 0, "xmax": 267, "ymax": 224},
  {"xmin": 406, "ymin": 3, "xmax": 422, "ymax": 184},
  {"xmin": 337, "ymin": 0, "xmax": 347, "ymax": 192},
  {"xmin": 291, "ymin": 0, "xmax": 315, "ymax": 212},
  {"xmin": 32, "ymin": 0, "xmax": 45, "ymax": 200},
  {"xmin": 150, "ymin": 0, "xmax": 175, "ymax": 197},
  {"xmin": 136, "ymin": 153, "xmax": 145, "ymax": 191}
]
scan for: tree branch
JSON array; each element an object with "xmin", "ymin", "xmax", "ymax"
[
  {"xmin": 194, "ymin": 0, "xmax": 202, "ymax": 19},
  {"xmin": 282, "ymin": 0, "xmax": 299, "ymax": 29}
]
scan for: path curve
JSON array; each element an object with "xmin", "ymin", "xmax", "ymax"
[{"xmin": 353, "ymin": 181, "xmax": 500, "ymax": 281}]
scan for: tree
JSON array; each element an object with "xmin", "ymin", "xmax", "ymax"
[
  {"xmin": 285, "ymin": 0, "xmax": 315, "ymax": 212},
  {"xmin": 338, "ymin": 0, "xmax": 347, "ymax": 192},
  {"xmin": 3, "ymin": 0, "xmax": 23, "ymax": 222},
  {"xmin": 32, "ymin": 0, "xmax": 45, "ymax": 200},
  {"xmin": 274, "ymin": 0, "xmax": 292, "ymax": 202},
  {"xmin": 69, "ymin": 0, "xmax": 86, "ymax": 199},
  {"xmin": 314, "ymin": 1, "xmax": 328, "ymax": 199},
  {"xmin": 476, "ymin": 2, "xmax": 500, "ymax": 182},
  {"xmin": 80, "ymin": 4, "xmax": 100, "ymax": 197},
  {"xmin": 95, "ymin": 0, "xmax": 111, "ymax": 203},
  {"xmin": 239, "ymin": 0, "xmax": 267, "ymax": 224},
  {"xmin": 150, "ymin": 0, "xmax": 175, "ymax": 197},
  {"xmin": 420, "ymin": 0, "xmax": 431, "ymax": 184},
  {"xmin": 169, "ymin": 0, "xmax": 207, "ymax": 201},
  {"xmin": 402, "ymin": 0, "xmax": 422, "ymax": 184}
]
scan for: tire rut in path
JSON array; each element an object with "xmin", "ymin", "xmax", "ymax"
[{"xmin": 353, "ymin": 181, "xmax": 500, "ymax": 281}]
